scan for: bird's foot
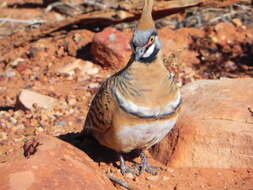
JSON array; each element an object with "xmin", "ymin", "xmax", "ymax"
[
  {"xmin": 120, "ymin": 163, "xmax": 139, "ymax": 176},
  {"xmin": 135, "ymin": 162, "xmax": 161, "ymax": 175},
  {"xmin": 135, "ymin": 151, "xmax": 162, "ymax": 176},
  {"xmin": 119, "ymin": 153, "xmax": 139, "ymax": 176}
]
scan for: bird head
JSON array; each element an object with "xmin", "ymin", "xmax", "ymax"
[{"xmin": 131, "ymin": 0, "xmax": 161, "ymax": 62}]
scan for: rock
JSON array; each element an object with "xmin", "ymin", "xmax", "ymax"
[
  {"xmin": 0, "ymin": 136, "xmax": 115, "ymax": 190},
  {"xmin": 91, "ymin": 27, "xmax": 132, "ymax": 69},
  {"xmin": 210, "ymin": 23, "xmax": 253, "ymax": 45},
  {"xmin": 65, "ymin": 29, "xmax": 94, "ymax": 57},
  {"xmin": 150, "ymin": 78, "xmax": 253, "ymax": 168},
  {"xmin": 5, "ymin": 68, "xmax": 16, "ymax": 78},
  {"xmin": 145, "ymin": 175, "xmax": 159, "ymax": 181},
  {"xmin": 159, "ymin": 27, "xmax": 204, "ymax": 66},
  {"xmin": 56, "ymin": 59, "xmax": 99, "ymax": 76},
  {"xmin": 16, "ymin": 89, "xmax": 58, "ymax": 111}
]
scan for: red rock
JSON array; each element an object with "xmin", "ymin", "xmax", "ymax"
[
  {"xmin": 150, "ymin": 78, "xmax": 253, "ymax": 168},
  {"xmin": 210, "ymin": 23, "xmax": 253, "ymax": 45},
  {"xmin": 16, "ymin": 61, "xmax": 28, "ymax": 72},
  {"xmin": 159, "ymin": 27, "xmax": 204, "ymax": 66},
  {"xmin": 91, "ymin": 27, "xmax": 132, "ymax": 69},
  {"xmin": 0, "ymin": 136, "xmax": 116, "ymax": 190}
]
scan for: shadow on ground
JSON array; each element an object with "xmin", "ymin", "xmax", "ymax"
[{"xmin": 58, "ymin": 132, "xmax": 140, "ymax": 166}]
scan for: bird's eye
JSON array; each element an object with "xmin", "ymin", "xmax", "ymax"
[{"xmin": 150, "ymin": 35, "xmax": 155, "ymax": 43}]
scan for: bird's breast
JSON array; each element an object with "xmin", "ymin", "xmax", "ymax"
[
  {"xmin": 114, "ymin": 115, "xmax": 178, "ymax": 152},
  {"xmin": 113, "ymin": 86, "xmax": 181, "ymax": 118}
]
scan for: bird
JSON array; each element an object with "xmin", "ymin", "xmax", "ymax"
[{"xmin": 82, "ymin": 0, "xmax": 181, "ymax": 176}]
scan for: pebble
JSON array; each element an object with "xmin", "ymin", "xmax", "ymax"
[
  {"xmin": 67, "ymin": 98, "xmax": 77, "ymax": 106},
  {"xmin": 0, "ymin": 87, "xmax": 6, "ymax": 91},
  {"xmin": 0, "ymin": 132, "xmax": 7, "ymax": 140},
  {"xmin": 232, "ymin": 18, "xmax": 242, "ymax": 27},
  {"xmin": 55, "ymin": 120, "xmax": 66, "ymax": 127},
  {"xmin": 88, "ymin": 83, "xmax": 99, "ymax": 89},
  {"xmin": 145, "ymin": 175, "xmax": 159, "ymax": 181},
  {"xmin": 167, "ymin": 168, "xmax": 175, "ymax": 173},
  {"xmin": 16, "ymin": 89, "xmax": 59, "ymax": 111},
  {"xmin": 162, "ymin": 176, "xmax": 170, "ymax": 181},
  {"xmin": 5, "ymin": 68, "xmax": 16, "ymax": 77},
  {"xmin": 9, "ymin": 58, "xmax": 24, "ymax": 67},
  {"xmin": 73, "ymin": 33, "xmax": 81, "ymax": 43},
  {"xmin": 37, "ymin": 127, "xmax": 44, "ymax": 132},
  {"xmin": 86, "ymin": 67, "xmax": 99, "ymax": 75},
  {"xmin": 10, "ymin": 117, "xmax": 17, "ymax": 124},
  {"xmin": 125, "ymin": 173, "xmax": 134, "ymax": 179}
]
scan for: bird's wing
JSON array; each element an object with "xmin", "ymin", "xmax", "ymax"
[{"xmin": 84, "ymin": 78, "xmax": 116, "ymax": 134}]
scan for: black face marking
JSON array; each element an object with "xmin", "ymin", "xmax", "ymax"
[{"xmin": 131, "ymin": 41, "xmax": 137, "ymax": 51}]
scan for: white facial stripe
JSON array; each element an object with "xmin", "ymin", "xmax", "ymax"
[
  {"xmin": 142, "ymin": 43, "xmax": 155, "ymax": 58},
  {"xmin": 113, "ymin": 87, "xmax": 181, "ymax": 118},
  {"xmin": 117, "ymin": 116, "xmax": 178, "ymax": 150}
]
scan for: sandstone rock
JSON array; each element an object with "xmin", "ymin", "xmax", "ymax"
[
  {"xmin": 0, "ymin": 136, "xmax": 115, "ymax": 190},
  {"xmin": 150, "ymin": 78, "xmax": 253, "ymax": 168},
  {"xmin": 16, "ymin": 89, "xmax": 58, "ymax": 111},
  {"xmin": 91, "ymin": 27, "xmax": 132, "ymax": 69},
  {"xmin": 159, "ymin": 27, "xmax": 204, "ymax": 66}
]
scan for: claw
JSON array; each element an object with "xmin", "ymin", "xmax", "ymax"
[
  {"xmin": 118, "ymin": 151, "xmax": 162, "ymax": 176},
  {"xmin": 119, "ymin": 153, "xmax": 138, "ymax": 176},
  {"xmin": 137, "ymin": 151, "xmax": 161, "ymax": 176}
]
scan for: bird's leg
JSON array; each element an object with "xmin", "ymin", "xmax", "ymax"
[
  {"xmin": 119, "ymin": 153, "xmax": 138, "ymax": 176},
  {"xmin": 138, "ymin": 151, "xmax": 161, "ymax": 176}
]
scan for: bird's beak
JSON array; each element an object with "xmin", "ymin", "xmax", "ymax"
[{"xmin": 134, "ymin": 47, "xmax": 145, "ymax": 60}]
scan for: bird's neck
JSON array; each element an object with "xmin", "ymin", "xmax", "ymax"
[
  {"xmin": 126, "ymin": 51, "xmax": 168, "ymax": 81},
  {"xmin": 118, "ymin": 50, "xmax": 172, "ymax": 95},
  {"xmin": 114, "ymin": 50, "xmax": 177, "ymax": 111}
]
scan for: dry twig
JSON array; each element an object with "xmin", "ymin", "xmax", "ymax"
[
  {"xmin": 107, "ymin": 174, "xmax": 133, "ymax": 190},
  {"xmin": 0, "ymin": 18, "xmax": 46, "ymax": 25}
]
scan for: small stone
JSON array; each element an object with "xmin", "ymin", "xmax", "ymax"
[
  {"xmin": 125, "ymin": 173, "xmax": 134, "ymax": 179},
  {"xmin": 0, "ymin": 86, "xmax": 6, "ymax": 91},
  {"xmin": 148, "ymin": 184, "xmax": 153, "ymax": 189},
  {"xmin": 16, "ymin": 89, "xmax": 59, "ymax": 111},
  {"xmin": 55, "ymin": 120, "xmax": 66, "ymax": 127},
  {"xmin": 0, "ymin": 132, "xmax": 7, "ymax": 140},
  {"xmin": 37, "ymin": 127, "xmax": 44, "ymax": 132},
  {"xmin": 73, "ymin": 33, "xmax": 81, "ymax": 42},
  {"xmin": 162, "ymin": 176, "xmax": 169, "ymax": 181},
  {"xmin": 67, "ymin": 98, "xmax": 77, "ymax": 106},
  {"xmin": 145, "ymin": 175, "xmax": 159, "ymax": 181},
  {"xmin": 9, "ymin": 58, "xmax": 24, "ymax": 67},
  {"xmin": 88, "ymin": 83, "xmax": 100, "ymax": 89},
  {"xmin": 5, "ymin": 68, "xmax": 16, "ymax": 77},
  {"xmin": 232, "ymin": 18, "xmax": 242, "ymax": 27},
  {"xmin": 10, "ymin": 117, "xmax": 17, "ymax": 124},
  {"xmin": 86, "ymin": 67, "xmax": 99, "ymax": 75},
  {"xmin": 167, "ymin": 168, "xmax": 175, "ymax": 173},
  {"xmin": 56, "ymin": 60, "xmax": 98, "ymax": 76}
]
